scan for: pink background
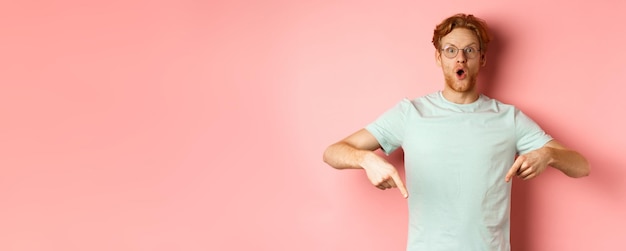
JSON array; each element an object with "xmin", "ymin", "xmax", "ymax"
[{"xmin": 1, "ymin": 1, "xmax": 625, "ymax": 250}]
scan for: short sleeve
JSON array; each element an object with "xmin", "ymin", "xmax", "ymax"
[
  {"xmin": 515, "ymin": 109, "xmax": 553, "ymax": 155},
  {"xmin": 365, "ymin": 98, "xmax": 412, "ymax": 155}
]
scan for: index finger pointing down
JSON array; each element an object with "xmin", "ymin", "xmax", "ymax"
[
  {"xmin": 506, "ymin": 157, "xmax": 524, "ymax": 182},
  {"xmin": 390, "ymin": 172, "xmax": 408, "ymax": 199}
]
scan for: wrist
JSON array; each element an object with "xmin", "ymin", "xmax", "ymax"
[
  {"xmin": 356, "ymin": 150, "xmax": 375, "ymax": 170},
  {"xmin": 544, "ymin": 146, "xmax": 557, "ymax": 167}
]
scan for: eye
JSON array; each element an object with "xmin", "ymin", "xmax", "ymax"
[
  {"xmin": 445, "ymin": 47, "xmax": 457, "ymax": 54},
  {"xmin": 465, "ymin": 47, "xmax": 475, "ymax": 53}
]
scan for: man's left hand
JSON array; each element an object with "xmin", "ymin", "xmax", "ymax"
[{"xmin": 505, "ymin": 147, "xmax": 552, "ymax": 182}]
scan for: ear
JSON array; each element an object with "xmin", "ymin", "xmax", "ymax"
[
  {"xmin": 480, "ymin": 54, "xmax": 487, "ymax": 67},
  {"xmin": 435, "ymin": 49, "xmax": 442, "ymax": 68}
]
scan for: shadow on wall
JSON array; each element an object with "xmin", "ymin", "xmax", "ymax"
[
  {"xmin": 539, "ymin": 121, "xmax": 624, "ymax": 200},
  {"xmin": 582, "ymin": 152, "xmax": 624, "ymax": 200}
]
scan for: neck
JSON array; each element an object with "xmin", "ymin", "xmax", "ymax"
[{"xmin": 441, "ymin": 88, "xmax": 479, "ymax": 104}]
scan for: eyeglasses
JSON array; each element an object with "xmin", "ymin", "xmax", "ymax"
[{"xmin": 440, "ymin": 45, "xmax": 481, "ymax": 59}]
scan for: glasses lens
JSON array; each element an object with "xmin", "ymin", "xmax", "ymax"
[
  {"xmin": 464, "ymin": 47, "xmax": 477, "ymax": 59},
  {"xmin": 444, "ymin": 47, "xmax": 457, "ymax": 58}
]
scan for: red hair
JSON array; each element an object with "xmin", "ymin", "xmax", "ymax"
[{"xmin": 432, "ymin": 14, "xmax": 491, "ymax": 53}]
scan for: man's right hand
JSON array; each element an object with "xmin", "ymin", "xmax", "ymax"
[
  {"xmin": 360, "ymin": 152, "xmax": 409, "ymax": 198},
  {"xmin": 323, "ymin": 128, "xmax": 408, "ymax": 199}
]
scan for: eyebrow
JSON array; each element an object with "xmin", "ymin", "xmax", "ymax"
[{"xmin": 443, "ymin": 42, "xmax": 479, "ymax": 48}]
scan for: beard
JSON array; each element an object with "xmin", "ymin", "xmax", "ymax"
[{"xmin": 444, "ymin": 72, "xmax": 478, "ymax": 93}]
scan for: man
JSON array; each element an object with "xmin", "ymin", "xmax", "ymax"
[{"xmin": 322, "ymin": 13, "xmax": 590, "ymax": 251}]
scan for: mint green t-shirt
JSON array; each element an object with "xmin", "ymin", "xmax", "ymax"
[{"xmin": 366, "ymin": 91, "xmax": 552, "ymax": 251}]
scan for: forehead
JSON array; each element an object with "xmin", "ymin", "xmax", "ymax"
[{"xmin": 440, "ymin": 28, "xmax": 479, "ymax": 47}]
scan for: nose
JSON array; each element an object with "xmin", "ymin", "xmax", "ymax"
[{"xmin": 456, "ymin": 51, "xmax": 467, "ymax": 63}]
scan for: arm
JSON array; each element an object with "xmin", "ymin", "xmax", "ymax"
[
  {"xmin": 543, "ymin": 140, "xmax": 590, "ymax": 178},
  {"xmin": 323, "ymin": 129, "xmax": 381, "ymax": 169},
  {"xmin": 323, "ymin": 129, "xmax": 408, "ymax": 198},
  {"xmin": 506, "ymin": 140, "xmax": 590, "ymax": 182}
]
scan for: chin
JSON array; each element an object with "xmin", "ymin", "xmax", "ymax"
[
  {"xmin": 455, "ymin": 84, "xmax": 475, "ymax": 92},
  {"xmin": 446, "ymin": 81, "xmax": 475, "ymax": 93},
  {"xmin": 445, "ymin": 75, "xmax": 477, "ymax": 93}
]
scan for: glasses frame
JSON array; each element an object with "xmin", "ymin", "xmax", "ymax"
[{"xmin": 440, "ymin": 45, "xmax": 481, "ymax": 59}]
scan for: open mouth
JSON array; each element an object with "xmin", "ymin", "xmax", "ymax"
[
  {"xmin": 454, "ymin": 68, "xmax": 467, "ymax": 80},
  {"xmin": 456, "ymin": 69, "xmax": 465, "ymax": 76}
]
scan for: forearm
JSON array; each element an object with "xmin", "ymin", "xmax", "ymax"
[
  {"xmin": 324, "ymin": 139, "xmax": 408, "ymax": 198},
  {"xmin": 323, "ymin": 142, "xmax": 373, "ymax": 170},
  {"xmin": 546, "ymin": 146, "xmax": 590, "ymax": 178}
]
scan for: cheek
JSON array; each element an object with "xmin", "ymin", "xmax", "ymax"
[
  {"xmin": 441, "ymin": 61, "xmax": 455, "ymax": 71},
  {"xmin": 468, "ymin": 62, "xmax": 482, "ymax": 73}
]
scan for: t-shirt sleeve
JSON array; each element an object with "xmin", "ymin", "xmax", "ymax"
[
  {"xmin": 515, "ymin": 109, "xmax": 553, "ymax": 155},
  {"xmin": 365, "ymin": 98, "xmax": 412, "ymax": 155}
]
